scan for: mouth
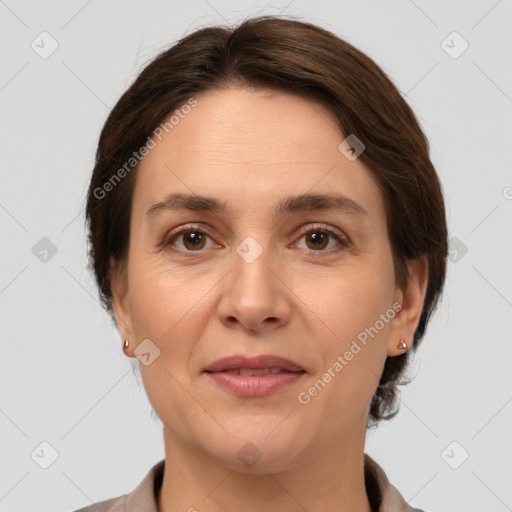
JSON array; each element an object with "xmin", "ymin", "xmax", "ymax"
[
  {"xmin": 203, "ymin": 355, "xmax": 306, "ymax": 397},
  {"xmin": 204, "ymin": 355, "xmax": 305, "ymax": 373},
  {"xmin": 216, "ymin": 368, "xmax": 298, "ymax": 376}
]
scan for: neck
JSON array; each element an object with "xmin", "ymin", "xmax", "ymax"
[{"xmin": 157, "ymin": 424, "xmax": 373, "ymax": 512}]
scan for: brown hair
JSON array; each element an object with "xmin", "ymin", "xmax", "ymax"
[{"xmin": 85, "ymin": 15, "xmax": 448, "ymax": 428}]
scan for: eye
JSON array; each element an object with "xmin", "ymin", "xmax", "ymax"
[
  {"xmin": 164, "ymin": 224, "xmax": 217, "ymax": 252},
  {"xmin": 163, "ymin": 222, "xmax": 350, "ymax": 255},
  {"xmin": 294, "ymin": 223, "xmax": 350, "ymax": 253}
]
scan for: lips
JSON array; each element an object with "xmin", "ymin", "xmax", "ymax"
[
  {"xmin": 203, "ymin": 355, "xmax": 305, "ymax": 374},
  {"xmin": 204, "ymin": 355, "xmax": 306, "ymax": 397},
  {"xmin": 225, "ymin": 368, "xmax": 283, "ymax": 376}
]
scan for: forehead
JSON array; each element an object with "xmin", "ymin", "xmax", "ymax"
[{"xmin": 133, "ymin": 88, "xmax": 385, "ymax": 222}]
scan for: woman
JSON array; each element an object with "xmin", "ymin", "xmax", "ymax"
[{"xmin": 77, "ymin": 15, "xmax": 447, "ymax": 512}]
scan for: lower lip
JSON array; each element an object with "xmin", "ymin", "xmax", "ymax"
[{"xmin": 206, "ymin": 371, "xmax": 305, "ymax": 397}]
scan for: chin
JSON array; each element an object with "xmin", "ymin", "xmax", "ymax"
[{"xmin": 203, "ymin": 419, "xmax": 307, "ymax": 473}]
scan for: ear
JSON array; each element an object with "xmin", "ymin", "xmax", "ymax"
[
  {"xmin": 387, "ymin": 257, "xmax": 428, "ymax": 356},
  {"xmin": 109, "ymin": 255, "xmax": 134, "ymax": 356}
]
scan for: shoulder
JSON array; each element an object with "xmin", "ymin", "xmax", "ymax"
[
  {"xmin": 71, "ymin": 493, "xmax": 128, "ymax": 512},
  {"xmin": 364, "ymin": 453, "xmax": 427, "ymax": 512},
  {"xmin": 69, "ymin": 459, "xmax": 165, "ymax": 512}
]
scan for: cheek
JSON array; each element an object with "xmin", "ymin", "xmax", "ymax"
[
  {"xmin": 126, "ymin": 261, "xmax": 216, "ymax": 421},
  {"xmin": 296, "ymin": 256, "xmax": 395, "ymax": 340},
  {"xmin": 126, "ymin": 255, "xmax": 222, "ymax": 357},
  {"xmin": 128, "ymin": 252, "xmax": 184, "ymax": 328},
  {"xmin": 296, "ymin": 262, "xmax": 394, "ymax": 404}
]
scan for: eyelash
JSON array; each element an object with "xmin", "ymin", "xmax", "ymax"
[{"xmin": 163, "ymin": 223, "xmax": 350, "ymax": 256}]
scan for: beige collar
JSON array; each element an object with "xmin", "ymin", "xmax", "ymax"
[{"xmin": 75, "ymin": 454, "xmax": 425, "ymax": 512}]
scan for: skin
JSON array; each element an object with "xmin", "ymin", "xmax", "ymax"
[{"xmin": 110, "ymin": 88, "xmax": 428, "ymax": 512}]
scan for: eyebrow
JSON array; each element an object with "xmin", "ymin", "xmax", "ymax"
[{"xmin": 145, "ymin": 192, "xmax": 369, "ymax": 218}]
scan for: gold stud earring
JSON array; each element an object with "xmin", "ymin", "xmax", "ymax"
[
  {"xmin": 123, "ymin": 339, "xmax": 129, "ymax": 351},
  {"xmin": 397, "ymin": 339, "xmax": 407, "ymax": 350}
]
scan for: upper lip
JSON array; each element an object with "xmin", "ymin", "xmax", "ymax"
[{"xmin": 204, "ymin": 355, "xmax": 305, "ymax": 373}]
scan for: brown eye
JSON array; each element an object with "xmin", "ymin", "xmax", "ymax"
[
  {"xmin": 165, "ymin": 226, "xmax": 215, "ymax": 252},
  {"xmin": 305, "ymin": 231, "xmax": 329, "ymax": 250},
  {"xmin": 295, "ymin": 224, "xmax": 350, "ymax": 254},
  {"xmin": 181, "ymin": 231, "xmax": 206, "ymax": 250}
]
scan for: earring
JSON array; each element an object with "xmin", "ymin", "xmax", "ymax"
[
  {"xmin": 397, "ymin": 339, "xmax": 407, "ymax": 350},
  {"xmin": 123, "ymin": 339, "xmax": 129, "ymax": 351}
]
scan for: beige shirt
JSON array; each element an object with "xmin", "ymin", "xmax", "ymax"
[{"xmin": 72, "ymin": 454, "xmax": 425, "ymax": 512}]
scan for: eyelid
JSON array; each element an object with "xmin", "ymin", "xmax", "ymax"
[
  {"xmin": 294, "ymin": 222, "xmax": 346, "ymax": 239},
  {"xmin": 292, "ymin": 222, "xmax": 350, "ymax": 250},
  {"xmin": 163, "ymin": 223, "xmax": 217, "ymax": 247}
]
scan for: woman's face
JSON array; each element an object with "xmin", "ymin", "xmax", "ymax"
[{"xmin": 111, "ymin": 87, "xmax": 426, "ymax": 471}]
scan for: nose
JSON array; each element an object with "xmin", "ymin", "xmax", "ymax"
[{"xmin": 217, "ymin": 244, "xmax": 292, "ymax": 335}]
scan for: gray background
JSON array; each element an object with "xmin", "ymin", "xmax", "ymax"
[{"xmin": 1, "ymin": 1, "xmax": 511, "ymax": 511}]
